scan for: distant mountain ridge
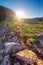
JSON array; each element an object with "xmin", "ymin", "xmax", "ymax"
[
  {"xmin": 23, "ymin": 17, "xmax": 43, "ymax": 24},
  {"xmin": 0, "ymin": 6, "xmax": 17, "ymax": 21}
]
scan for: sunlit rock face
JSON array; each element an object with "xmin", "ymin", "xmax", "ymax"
[
  {"xmin": 0, "ymin": 6, "xmax": 17, "ymax": 21},
  {"xmin": 5, "ymin": 42, "xmax": 23, "ymax": 54},
  {"xmin": 16, "ymin": 49, "xmax": 37, "ymax": 64},
  {"xmin": 1, "ymin": 49, "xmax": 37, "ymax": 65}
]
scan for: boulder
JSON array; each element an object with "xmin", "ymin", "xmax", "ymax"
[
  {"xmin": 32, "ymin": 39, "xmax": 43, "ymax": 54},
  {"xmin": 36, "ymin": 35, "xmax": 43, "ymax": 48},
  {"xmin": 16, "ymin": 49, "xmax": 37, "ymax": 64},
  {"xmin": 26, "ymin": 37, "xmax": 43, "ymax": 54},
  {"xmin": 5, "ymin": 42, "xmax": 23, "ymax": 54}
]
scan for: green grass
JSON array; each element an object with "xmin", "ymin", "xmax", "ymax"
[
  {"xmin": 28, "ymin": 37, "xmax": 35, "ymax": 43},
  {"xmin": 0, "ymin": 21, "xmax": 43, "ymax": 38}
]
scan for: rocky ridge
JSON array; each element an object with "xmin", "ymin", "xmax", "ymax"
[{"xmin": 0, "ymin": 24, "xmax": 43, "ymax": 65}]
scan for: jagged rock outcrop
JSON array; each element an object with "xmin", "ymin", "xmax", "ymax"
[{"xmin": 23, "ymin": 17, "xmax": 43, "ymax": 24}]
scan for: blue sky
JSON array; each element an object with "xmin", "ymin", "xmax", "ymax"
[{"xmin": 0, "ymin": 0, "xmax": 43, "ymax": 18}]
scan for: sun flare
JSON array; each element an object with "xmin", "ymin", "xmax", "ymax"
[{"xmin": 16, "ymin": 10, "xmax": 25, "ymax": 19}]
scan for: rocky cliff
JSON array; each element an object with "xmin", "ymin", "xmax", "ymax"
[{"xmin": 0, "ymin": 6, "xmax": 17, "ymax": 21}]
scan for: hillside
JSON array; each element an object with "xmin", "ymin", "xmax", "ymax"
[
  {"xmin": 0, "ymin": 6, "xmax": 17, "ymax": 21},
  {"xmin": 0, "ymin": 6, "xmax": 43, "ymax": 65}
]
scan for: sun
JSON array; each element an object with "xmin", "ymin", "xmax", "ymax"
[{"xmin": 16, "ymin": 10, "xmax": 25, "ymax": 19}]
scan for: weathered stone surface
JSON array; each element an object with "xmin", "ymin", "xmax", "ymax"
[
  {"xmin": 0, "ymin": 50, "xmax": 5, "ymax": 55},
  {"xmin": 0, "ymin": 50, "xmax": 5, "ymax": 64},
  {"xmin": 14, "ymin": 62, "xmax": 20, "ymax": 65},
  {"xmin": 0, "ymin": 56, "xmax": 3, "ymax": 64},
  {"xmin": 26, "ymin": 36, "xmax": 43, "ymax": 55},
  {"xmin": 5, "ymin": 42, "xmax": 23, "ymax": 54},
  {"xmin": 4, "ymin": 55, "xmax": 10, "ymax": 65},
  {"xmin": 16, "ymin": 49, "xmax": 37, "ymax": 64},
  {"xmin": 0, "ymin": 42, "xmax": 4, "ymax": 49},
  {"xmin": 36, "ymin": 35, "xmax": 43, "ymax": 48},
  {"xmin": 8, "ymin": 36, "xmax": 18, "ymax": 42}
]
